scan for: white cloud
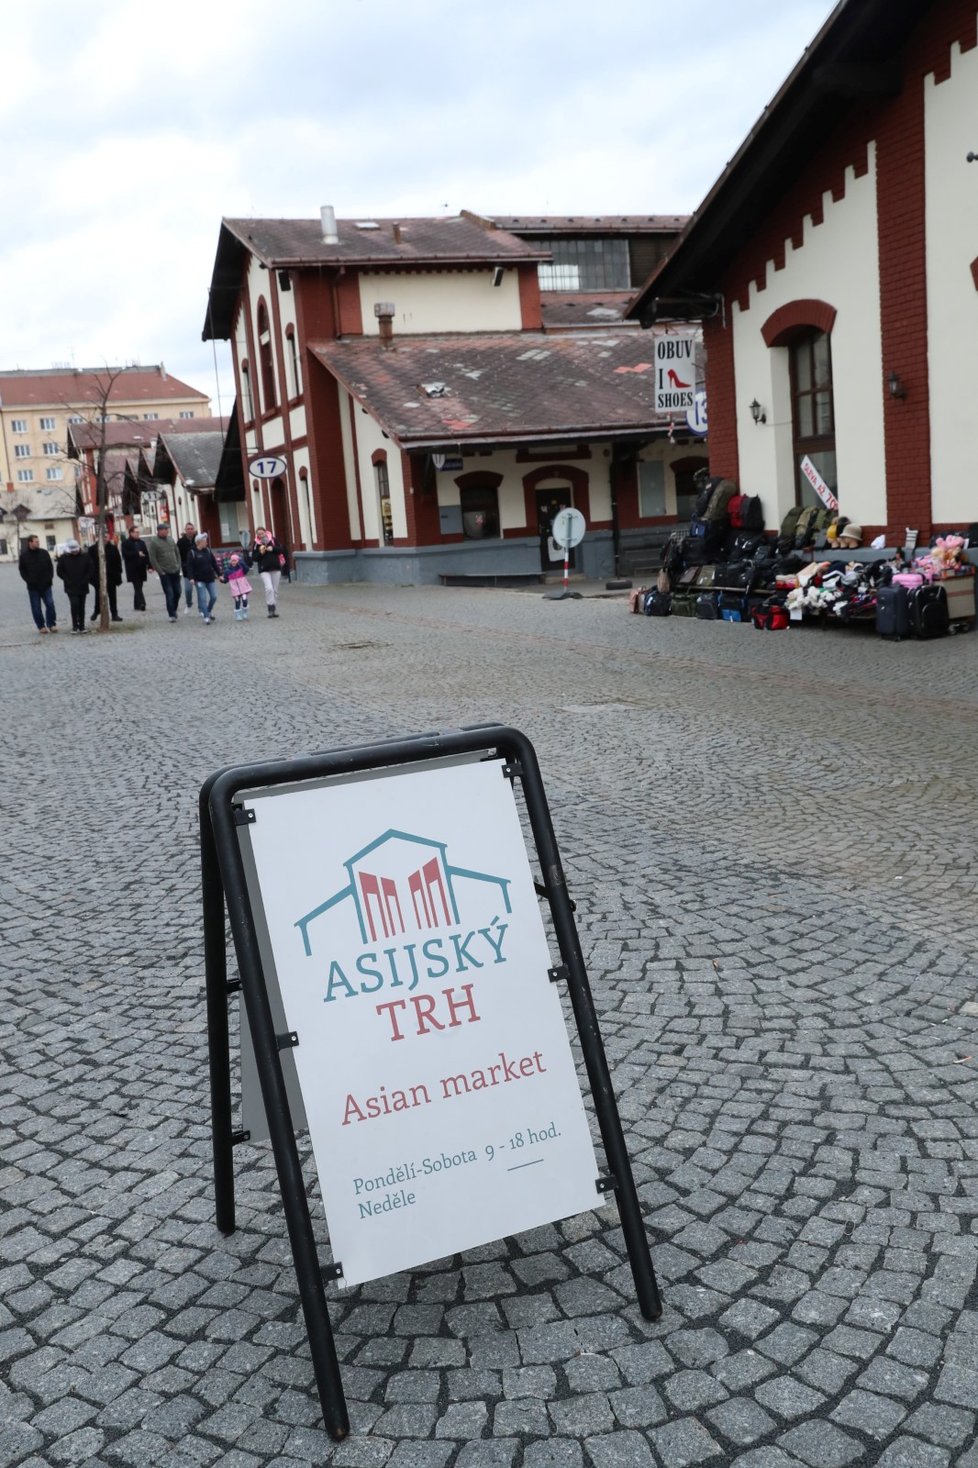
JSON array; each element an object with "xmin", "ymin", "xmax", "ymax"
[{"xmin": 0, "ymin": 0, "xmax": 834, "ymax": 405}]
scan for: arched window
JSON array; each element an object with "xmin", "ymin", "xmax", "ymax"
[
  {"xmin": 257, "ymin": 301, "xmax": 277, "ymax": 413},
  {"xmin": 789, "ymin": 329, "xmax": 836, "ymax": 507},
  {"xmin": 762, "ymin": 301, "xmax": 838, "ymax": 509},
  {"xmin": 286, "ymin": 327, "xmax": 301, "ymax": 400},
  {"xmin": 373, "ymin": 452, "xmax": 393, "ymax": 544}
]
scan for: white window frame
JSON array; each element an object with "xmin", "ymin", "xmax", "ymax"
[
  {"xmin": 42, "ymin": 442, "xmax": 59, "ymax": 456},
  {"xmin": 11, "ymin": 418, "xmax": 27, "ymax": 433},
  {"xmin": 39, "ymin": 416, "xmax": 56, "ymax": 431},
  {"xmin": 17, "ymin": 468, "xmax": 34, "ymax": 482},
  {"xmin": 45, "ymin": 466, "xmax": 63, "ymax": 481},
  {"xmin": 14, "ymin": 444, "xmax": 30, "ymax": 458}
]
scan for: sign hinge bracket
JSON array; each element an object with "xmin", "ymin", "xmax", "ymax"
[
  {"xmin": 595, "ymin": 1173, "xmax": 618, "ymax": 1195},
  {"xmin": 277, "ymin": 1030, "xmax": 299, "ymax": 1051},
  {"xmin": 535, "ymin": 880, "xmax": 576, "ymax": 912},
  {"xmin": 502, "ymin": 761, "xmax": 523, "ymax": 783},
  {"xmin": 323, "ymin": 1261, "xmax": 344, "ymax": 1282},
  {"xmin": 549, "ymin": 963, "xmax": 570, "ymax": 985},
  {"xmin": 233, "ymin": 805, "xmax": 256, "ymax": 827},
  {"xmin": 231, "ymin": 1129, "xmax": 251, "ymax": 1146},
  {"xmin": 225, "ymin": 978, "xmax": 242, "ymax": 995}
]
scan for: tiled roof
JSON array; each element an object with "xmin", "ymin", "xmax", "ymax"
[
  {"xmin": 539, "ymin": 292, "xmax": 638, "ymax": 330},
  {"xmin": 153, "ymin": 430, "xmax": 225, "ymax": 488},
  {"xmin": 308, "ymin": 332, "xmax": 662, "ymax": 447},
  {"xmin": 0, "ymin": 366, "xmax": 209, "ymax": 409},
  {"xmin": 220, "ymin": 214, "xmax": 548, "ymax": 267},
  {"xmin": 490, "ymin": 214, "xmax": 688, "ymax": 234},
  {"xmin": 68, "ymin": 416, "xmax": 227, "ymax": 452}
]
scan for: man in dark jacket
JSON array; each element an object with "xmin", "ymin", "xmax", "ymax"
[
  {"xmin": 89, "ymin": 537, "xmax": 123, "ymax": 622},
  {"xmin": 56, "ymin": 540, "xmax": 91, "ymax": 632},
  {"xmin": 121, "ymin": 528, "xmax": 149, "ymax": 610},
  {"xmin": 18, "ymin": 535, "xmax": 58, "ymax": 633},
  {"xmin": 176, "ymin": 521, "xmax": 197, "ymax": 615}
]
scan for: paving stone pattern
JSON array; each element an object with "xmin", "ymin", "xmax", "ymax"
[{"xmin": 2, "ymin": 565, "xmax": 978, "ymax": 1467}]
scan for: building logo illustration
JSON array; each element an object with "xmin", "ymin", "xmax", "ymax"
[{"xmin": 295, "ymin": 828, "xmax": 513, "ymax": 958}]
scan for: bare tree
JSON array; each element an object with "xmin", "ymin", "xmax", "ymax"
[{"xmin": 66, "ymin": 367, "xmax": 126, "ymax": 632}]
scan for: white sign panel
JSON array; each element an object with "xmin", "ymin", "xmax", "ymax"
[
  {"xmin": 653, "ymin": 329, "xmax": 698, "ymax": 415},
  {"xmin": 242, "ymin": 759, "xmax": 602, "ymax": 1288},
  {"xmin": 800, "ymin": 454, "xmax": 839, "ymax": 512},
  {"xmin": 249, "ymin": 455, "xmax": 288, "ymax": 479},
  {"xmin": 551, "ymin": 507, "xmax": 586, "ymax": 549}
]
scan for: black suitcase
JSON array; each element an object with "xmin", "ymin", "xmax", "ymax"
[
  {"xmin": 643, "ymin": 589, "xmax": 672, "ymax": 617},
  {"xmin": 876, "ymin": 584, "xmax": 911, "ymax": 640},
  {"xmin": 695, "ymin": 592, "xmax": 719, "ymax": 620},
  {"xmin": 909, "ymin": 583, "xmax": 949, "ymax": 639}
]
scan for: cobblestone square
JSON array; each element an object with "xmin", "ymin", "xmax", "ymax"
[{"xmin": 3, "ymin": 565, "xmax": 978, "ymax": 1467}]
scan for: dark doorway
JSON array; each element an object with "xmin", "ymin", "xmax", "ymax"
[
  {"xmin": 270, "ymin": 477, "xmax": 290, "ymax": 558},
  {"xmin": 535, "ymin": 489, "xmax": 575, "ymax": 573}
]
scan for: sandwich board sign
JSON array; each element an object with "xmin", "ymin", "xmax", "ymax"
[
  {"xmin": 201, "ymin": 725, "xmax": 660, "ymax": 1440},
  {"xmin": 242, "ymin": 757, "xmax": 601, "ymax": 1288}
]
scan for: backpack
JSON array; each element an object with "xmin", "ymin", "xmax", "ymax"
[
  {"xmin": 793, "ymin": 506, "xmax": 819, "ymax": 548},
  {"xmin": 741, "ymin": 495, "xmax": 764, "ymax": 531},
  {"xmin": 727, "ymin": 494, "xmax": 747, "ymax": 529},
  {"xmin": 752, "ymin": 599, "xmax": 790, "ymax": 630},
  {"xmin": 692, "ymin": 484, "xmax": 714, "ymax": 519},
  {"xmin": 704, "ymin": 479, "xmax": 737, "ymax": 523},
  {"xmin": 643, "ymin": 589, "xmax": 672, "ymax": 617},
  {"xmin": 779, "ymin": 505, "xmax": 803, "ymax": 541}
]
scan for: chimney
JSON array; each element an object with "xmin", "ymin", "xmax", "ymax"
[
  {"xmin": 374, "ymin": 301, "xmax": 395, "ymax": 348},
  {"xmin": 392, "ymin": 222, "xmax": 402, "ymax": 244},
  {"xmin": 320, "ymin": 205, "xmax": 339, "ymax": 244}
]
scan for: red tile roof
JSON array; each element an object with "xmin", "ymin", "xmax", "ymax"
[
  {"xmin": 0, "ymin": 366, "xmax": 209, "ymax": 409},
  {"xmin": 308, "ymin": 332, "xmax": 662, "ymax": 448},
  {"xmin": 220, "ymin": 214, "xmax": 548, "ymax": 267},
  {"xmin": 539, "ymin": 292, "xmax": 638, "ymax": 330},
  {"xmin": 68, "ymin": 416, "xmax": 227, "ymax": 451}
]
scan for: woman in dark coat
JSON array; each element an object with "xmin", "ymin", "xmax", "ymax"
[
  {"xmin": 249, "ymin": 525, "xmax": 286, "ymax": 617},
  {"xmin": 121, "ymin": 529, "xmax": 150, "ymax": 611},
  {"xmin": 89, "ymin": 537, "xmax": 124, "ymax": 622}
]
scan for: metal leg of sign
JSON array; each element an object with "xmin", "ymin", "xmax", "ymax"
[
  {"xmin": 200, "ymin": 772, "xmax": 237, "ymax": 1238},
  {"xmin": 207, "ymin": 783, "xmax": 350, "ymax": 1443},
  {"xmin": 503, "ymin": 730, "xmax": 663, "ymax": 1323}
]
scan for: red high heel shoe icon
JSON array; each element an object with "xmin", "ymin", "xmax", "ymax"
[{"xmin": 667, "ymin": 369, "xmax": 691, "ymax": 388}]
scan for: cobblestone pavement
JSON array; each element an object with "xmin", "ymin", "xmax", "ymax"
[{"xmin": 3, "ymin": 563, "xmax": 978, "ymax": 1468}]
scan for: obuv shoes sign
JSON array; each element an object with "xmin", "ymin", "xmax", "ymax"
[
  {"xmin": 653, "ymin": 327, "xmax": 698, "ymax": 414},
  {"xmin": 243, "ymin": 758, "xmax": 603, "ymax": 1289}
]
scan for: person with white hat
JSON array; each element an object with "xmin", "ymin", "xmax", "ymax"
[{"xmin": 56, "ymin": 541, "xmax": 91, "ymax": 633}]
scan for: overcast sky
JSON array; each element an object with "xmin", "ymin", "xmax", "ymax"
[{"xmin": 3, "ymin": 0, "xmax": 833, "ymax": 412}]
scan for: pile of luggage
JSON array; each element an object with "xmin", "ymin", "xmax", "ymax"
[{"xmin": 630, "ymin": 470, "xmax": 962, "ymax": 637}]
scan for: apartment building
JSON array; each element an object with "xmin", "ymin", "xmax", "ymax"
[{"xmin": 0, "ymin": 365, "xmax": 210, "ymax": 559}]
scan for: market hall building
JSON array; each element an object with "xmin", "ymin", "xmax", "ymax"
[
  {"xmin": 202, "ymin": 211, "xmax": 702, "ymax": 584},
  {"xmin": 627, "ymin": 0, "xmax": 978, "ymax": 547}
]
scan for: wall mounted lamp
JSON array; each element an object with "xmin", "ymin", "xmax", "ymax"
[
  {"xmin": 886, "ymin": 369, "xmax": 906, "ymax": 400},
  {"xmin": 749, "ymin": 398, "xmax": 766, "ymax": 425}
]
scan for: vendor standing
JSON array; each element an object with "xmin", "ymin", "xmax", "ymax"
[{"xmin": 121, "ymin": 527, "xmax": 150, "ymax": 611}]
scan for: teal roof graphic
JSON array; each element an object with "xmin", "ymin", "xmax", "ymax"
[{"xmin": 295, "ymin": 828, "xmax": 513, "ymax": 956}]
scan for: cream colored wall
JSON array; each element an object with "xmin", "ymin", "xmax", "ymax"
[
  {"xmin": 244, "ymin": 253, "xmax": 283, "ymax": 438},
  {"xmin": 359, "ymin": 270, "xmax": 523, "ymax": 335},
  {"xmin": 732, "ymin": 146, "xmax": 885, "ymax": 530},
  {"xmin": 635, "ymin": 441, "xmax": 708, "ymax": 515},
  {"xmin": 337, "ymin": 385, "xmax": 363, "ymax": 541},
  {"xmin": 926, "ymin": 42, "xmax": 978, "ymax": 524},
  {"xmin": 291, "ymin": 444, "xmax": 315, "ymax": 547},
  {"xmin": 433, "ymin": 447, "xmax": 613, "ymax": 531},
  {"xmin": 354, "ymin": 408, "xmax": 406, "ymax": 540}
]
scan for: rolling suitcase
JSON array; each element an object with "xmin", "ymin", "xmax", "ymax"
[
  {"xmin": 908, "ymin": 583, "xmax": 949, "ymax": 639},
  {"xmin": 695, "ymin": 592, "xmax": 719, "ymax": 620},
  {"xmin": 876, "ymin": 584, "xmax": 911, "ymax": 640}
]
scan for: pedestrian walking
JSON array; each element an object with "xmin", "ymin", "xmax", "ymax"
[
  {"xmin": 224, "ymin": 552, "xmax": 253, "ymax": 621},
  {"xmin": 121, "ymin": 528, "xmax": 150, "ymax": 610},
  {"xmin": 147, "ymin": 523, "xmax": 184, "ymax": 622},
  {"xmin": 56, "ymin": 540, "xmax": 91, "ymax": 633},
  {"xmin": 250, "ymin": 526, "xmax": 285, "ymax": 617},
  {"xmin": 89, "ymin": 537, "xmax": 124, "ymax": 622},
  {"xmin": 18, "ymin": 534, "xmax": 58, "ymax": 634},
  {"xmin": 177, "ymin": 521, "xmax": 197, "ymax": 615},
  {"xmin": 186, "ymin": 532, "xmax": 222, "ymax": 624}
]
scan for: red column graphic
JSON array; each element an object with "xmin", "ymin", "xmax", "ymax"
[
  {"xmin": 382, "ymin": 877, "xmax": 404, "ymax": 937},
  {"xmin": 359, "ymin": 870, "xmax": 406, "ymax": 939},
  {"xmin": 408, "ymin": 858, "xmax": 451, "ymax": 928}
]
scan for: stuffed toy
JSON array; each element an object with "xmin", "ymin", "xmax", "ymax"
[{"xmin": 923, "ymin": 535, "xmax": 965, "ymax": 575}]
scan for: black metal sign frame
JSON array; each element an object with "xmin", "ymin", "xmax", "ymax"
[{"xmin": 201, "ymin": 724, "xmax": 661, "ymax": 1442}]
